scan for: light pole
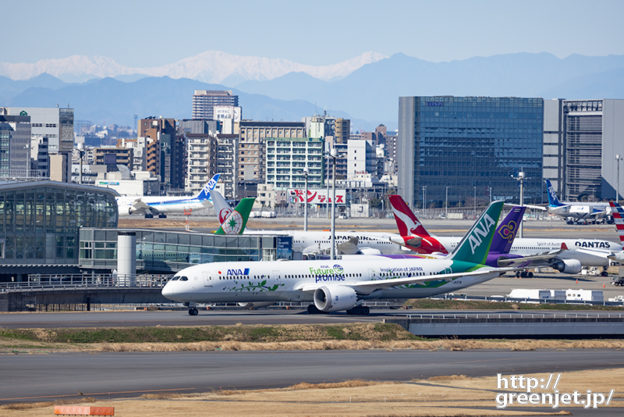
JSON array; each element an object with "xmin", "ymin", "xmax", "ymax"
[
  {"xmin": 617, "ymin": 154, "xmax": 621, "ymax": 203},
  {"xmin": 329, "ymin": 149, "xmax": 337, "ymax": 260},
  {"xmin": 512, "ymin": 171, "xmax": 526, "ymax": 238},
  {"xmin": 302, "ymin": 168, "xmax": 308, "ymax": 231},
  {"xmin": 473, "ymin": 186, "xmax": 476, "ymax": 216},
  {"xmin": 445, "ymin": 186, "xmax": 449, "ymax": 218}
]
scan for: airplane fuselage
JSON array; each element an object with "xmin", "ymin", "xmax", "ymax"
[
  {"xmin": 117, "ymin": 196, "xmax": 212, "ymax": 216},
  {"xmin": 423, "ymin": 237, "xmax": 620, "ymax": 267},
  {"xmin": 161, "ymin": 257, "xmax": 499, "ymax": 304}
]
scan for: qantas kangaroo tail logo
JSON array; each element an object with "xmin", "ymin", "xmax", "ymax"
[{"xmin": 388, "ymin": 195, "xmax": 430, "ymax": 237}]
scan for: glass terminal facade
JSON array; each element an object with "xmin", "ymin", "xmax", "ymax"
[
  {"xmin": 0, "ymin": 181, "xmax": 118, "ymax": 280},
  {"xmin": 80, "ymin": 229, "xmax": 293, "ymax": 273},
  {"xmin": 399, "ymin": 96, "xmax": 544, "ymax": 207}
]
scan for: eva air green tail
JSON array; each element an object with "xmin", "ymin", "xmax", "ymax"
[
  {"xmin": 450, "ymin": 200, "xmax": 504, "ymax": 265},
  {"xmin": 214, "ymin": 198, "xmax": 255, "ymax": 235}
]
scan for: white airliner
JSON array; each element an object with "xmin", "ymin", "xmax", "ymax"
[
  {"xmin": 389, "ymin": 194, "xmax": 624, "ymax": 275},
  {"xmin": 545, "ymin": 180, "xmax": 611, "ymax": 224},
  {"xmin": 117, "ymin": 174, "xmax": 220, "ymax": 218},
  {"xmin": 209, "ymin": 189, "xmax": 407, "ymax": 256},
  {"xmin": 162, "ymin": 201, "xmax": 513, "ymax": 315}
]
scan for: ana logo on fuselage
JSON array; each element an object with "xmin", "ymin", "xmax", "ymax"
[{"xmin": 468, "ymin": 214, "xmax": 495, "ymax": 255}]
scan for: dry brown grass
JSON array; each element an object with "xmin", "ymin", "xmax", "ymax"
[
  {"xmin": 8, "ymin": 368, "xmax": 621, "ymax": 416},
  {"xmin": 3, "ymin": 335, "xmax": 624, "ymax": 354}
]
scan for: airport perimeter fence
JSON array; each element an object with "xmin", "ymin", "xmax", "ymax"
[{"xmin": 0, "ymin": 273, "xmax": 171, "ymax": 292}]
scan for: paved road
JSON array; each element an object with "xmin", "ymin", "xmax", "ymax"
[
  {"xmin": 2, "ymin": 305, "xmax": 623, "ymax": 329},
  {"xmin": 1, "ymin": 349, "xmax": 623, "ymax": 404},
  {"xmin": 0, "ymin": 309, "xmax": 383, "ymax": 328}
]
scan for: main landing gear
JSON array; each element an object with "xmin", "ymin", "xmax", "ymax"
[
  {"xmin": 515, "ymin": 270, "xmax": 534, "ymax": 278},
  {"xmin": 188, "ymin": 307, "xmax": 199, "ymax": 316},
  {"xmin": 346, "ymin": 305, "xmax": 370, "ymax": 315}
]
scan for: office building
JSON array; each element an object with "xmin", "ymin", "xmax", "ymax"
[
  {"xmin": 0, "ymin": 114, "xmax": 31, "ymax": 178},
  {"xmin": 192, "ymin": 90, "xmax": 239, "ymax": 120},
  {"xmin": 214, "ymin": 105, "xmax": 242, "ymax": 134},
  {"xmin": 347, "ymin": 139, "xmax": 378, "ymax": 180},
  {"xmin": 0, "ymin": 107, "xmax": 74, "ymax": 180},
  {"xmin": 398, "ymin": 96, "xmax": 544, "ymax": 208},
  {"xmin": 94, "ymin": 147, "xmax": 133, "ymax": 170},
  {"xmin": 543, "ymin": 99, "xmax": 624, "ymax": 201}
]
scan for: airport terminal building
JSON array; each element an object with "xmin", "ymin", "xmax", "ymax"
[
  {"xmin": 0, "ymin": 180, "xmax": 293, "ymax": 283},
  {"xmin": 0, "ymin": 181, "xmax": 118, "ymax": 281}
]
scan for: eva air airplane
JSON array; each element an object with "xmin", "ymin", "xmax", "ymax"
[{"xmin": 162, "ymin": 201, "xmax": 511, "ymax": 316}]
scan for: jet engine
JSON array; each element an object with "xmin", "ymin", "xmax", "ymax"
[
  {"xmin": 359, "ymin": 247, "xmax": 381, "ymax": 255},
  {"xmin": 551, "ymin": 259, "xmax": 582, "ymax": 274},
  {"xmin": 313, "ymin": 285, "xmax": 358, "ymax": 312}
]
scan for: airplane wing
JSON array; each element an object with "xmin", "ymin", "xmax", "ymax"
[
  {"xmin": 131, "ymin": 198, "xmax": 159, "ymax": 215},
  {"xmin": 295, "ymin": 267, "xmax": 513, "ymax": 295},
  {"xmin": 503, "ymin": 203, "xmax": 546, "ymax": 211},
  {"xmin": 496, "ymin": 252, "xmax": 561, "ymax": 267}
]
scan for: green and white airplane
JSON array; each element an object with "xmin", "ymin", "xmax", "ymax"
[{"xmin": 162, "ymin": 200, "xmax": 511, "ymax": 315}]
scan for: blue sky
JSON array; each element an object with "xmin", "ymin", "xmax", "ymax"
[{"xmin": 5, "ymin": 0, "xmax": 624, "ymax": 66}]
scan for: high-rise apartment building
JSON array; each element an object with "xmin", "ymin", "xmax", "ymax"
[
  {"xmin": 543, "ymin": 99, "xmax": 624, "ymax": 201},
  {"xmin": 138, "ymin": 117, "xmax": 184, "ymax": 192},
  {"xmin": 216, "ymin": 134, "xmax": 239, "ymax": 199},
  {"xmin": 265, "ymin": 137, "xmax": 324, "ymax": 189},
  {"xmin": 0, "ymin": 113, "xmax": 31, "ymax": 178},
  {"xmin": 192, "ymin": 90, "xmax": 239, "ymax": 120},
  {"xmin": 185, "ymin": 133, "xmax": 218, "ymax": 195},
  {"xmin": 398, "ymin": 96, "xmax": 544, "ymax": 208},
  {"xmin": 238, "ymin": 121, "xmax": 306, "ymax": 183},
  {"xmin": 347, "ymin": 139, "xmax": 378, "ymax": 180}
]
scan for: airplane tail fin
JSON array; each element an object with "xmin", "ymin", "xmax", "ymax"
[
  {"xmin": 450, "ymin": 201, "xmax": 504, "ymax": 265},
  {"xmin": 490, "ymin": 206, "xmax": 525, "ymax": 254},
  {"xmin": 211, "ymin": 189, "xmax": 233, "ymax": 224},
  {"xmin": 545, "ymin": 180, "xmax": 563, "ymax": 207},
  {"xmin": 609, "ymin": 201, "xmax": 624, "ymax": 244},
  {"xmin": 196, "ymin": 173, "xmax": 221, "ymax": 200},
  {"xmin": 388, "ymin": 195, "xmax": 430, "ymax": 237},
  {"xmin": 214, "ymin": 197, "xmax": 255, "ymax": 235}
]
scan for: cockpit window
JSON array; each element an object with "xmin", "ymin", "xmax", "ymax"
[
  {"xmin": 179, "ymin": 276, "xmax": 188, "ymax": 281},
  {"xmin": 171, "ymin": 276, "xmax": 180, "ymax": 281}
]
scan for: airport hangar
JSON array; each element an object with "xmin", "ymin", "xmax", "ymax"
[{"xmin": 0, "ymin": 180, "xmax": 293, "ymax": 310}]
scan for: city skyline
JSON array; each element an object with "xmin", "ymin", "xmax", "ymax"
[{"xmin": 4, "ymin": 0, "xmax": 624, "ymax": 69}]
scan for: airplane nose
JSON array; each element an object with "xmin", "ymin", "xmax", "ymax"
[{"xmin": 161, "ymin": 283, "xmax": 174, "ymax": 298}]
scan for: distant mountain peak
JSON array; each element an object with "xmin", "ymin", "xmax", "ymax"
[{"xmin": 0, "ymin": 50, "xmax": 388, "ymax": 83}]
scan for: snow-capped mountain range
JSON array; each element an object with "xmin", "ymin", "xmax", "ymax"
[{"xmin": 0, "ymin": 50, "xmax": 387, "ymax": 83}]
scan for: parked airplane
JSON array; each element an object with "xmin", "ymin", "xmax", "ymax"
[
  {"xmin": 545, "ymin": 179, "xmax": 611, "ymax": 224},
  {"xmin": 162, "ymin": 201, "xmax": 513, "ymax": 315},
  {"xmin": 214, "ymin": 197, "xmax": 255, "ymax": 235},
  {"xmin": 388, "ymin": 194, "xmax": 623, "ymax": 275},
  {"xmin": 117, "ymin": 174, "xmax": 220, "ymax": 218},
  {"xmin": 211, "ymin": 189, "xmax": 407, "ymax": 256}
]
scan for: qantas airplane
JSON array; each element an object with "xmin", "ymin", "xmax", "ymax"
[
  {"xmin": 545, "ymin": 179, "xmax": 611, "ymax": 224},
  {"xmin": 117, "ymin": 174, "xmax": 220, "ymax": 218},
  {"xmin": 389, "ymin": 194, "xmax": 624, "ymax": 275},
  {"xmin": 162, "ymin": 201, "xmax": 514, "ymax": 315}
]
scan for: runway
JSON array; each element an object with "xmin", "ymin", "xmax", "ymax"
[{"xmin": 1, "ymin": 349, "xmax": 623, "ymax": 403}]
